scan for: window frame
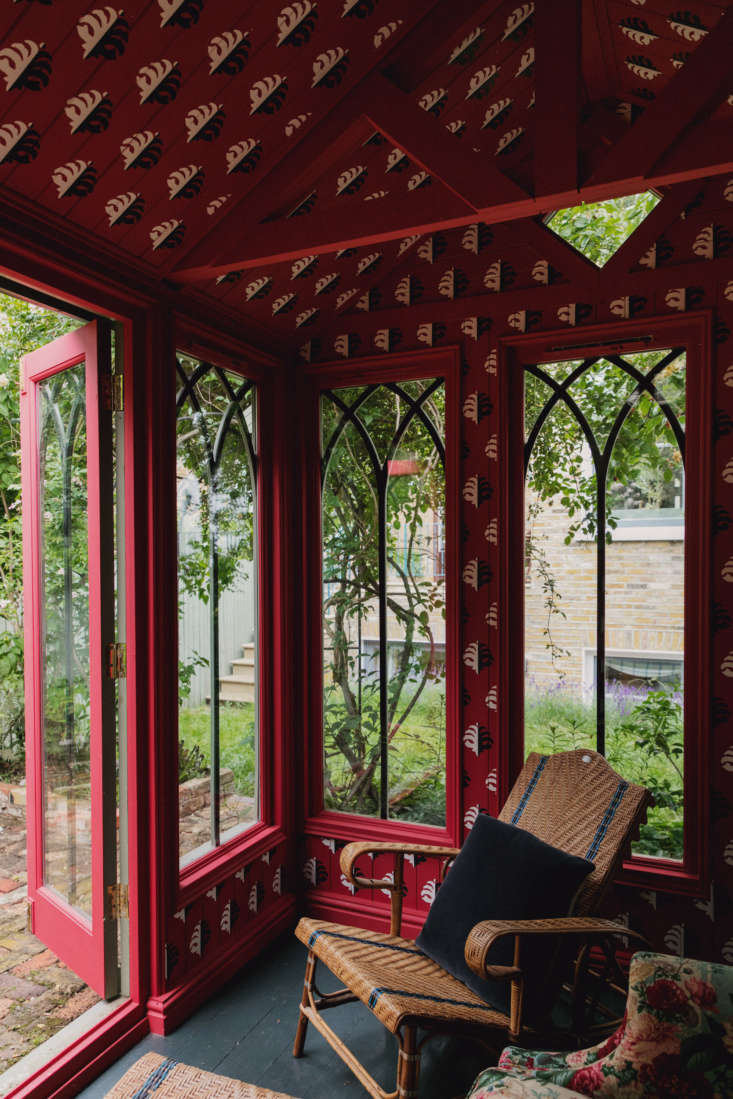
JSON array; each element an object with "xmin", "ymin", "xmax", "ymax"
[
  {"xmin": 500, "ymin": 313, "xmax": 711, "ymax": 895},
  {"xmin": 171, "ymin": 323, "xmax": 288, "ymax": 904},
  {"xmin": 300, "ymin": 348, "xmax": 462, "ymax": 847}
]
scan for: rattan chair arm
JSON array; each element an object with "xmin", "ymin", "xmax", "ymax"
[
  {"xmin": 339, "ymin": 841, "xmax": 461, "ymax": 890},
  {"xmin": 464, "ymin": 917, "xmax": 646, "ymax": 980}
]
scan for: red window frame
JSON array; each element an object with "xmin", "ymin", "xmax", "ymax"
[
  {"xmin": 165, "ymin": 324, "xmax": 289, "ymax": 905},
  {"xmin": 498, "ymin": 313, "xmax": 712, "ymax": 895},
  {"xmin": 300, "ymin": 348, "xmax": 462, "ymax": 848}
]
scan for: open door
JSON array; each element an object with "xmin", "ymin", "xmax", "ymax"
[{"xmin": 20, "ymin": 321, "xmax": 119, "ymax": 1000}]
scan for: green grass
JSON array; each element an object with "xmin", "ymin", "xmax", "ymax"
[
  {"xmin": 525, "ymin": 684, "xmax": 683, "ymax": 860},
  {"xmin": 179, "ymin": 702, "xmax": 256, "ymax": 796}
]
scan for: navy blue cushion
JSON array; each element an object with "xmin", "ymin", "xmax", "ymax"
[{"xmin": 415, "ymin": 814, "xmax": 594, "ymax": 1018}]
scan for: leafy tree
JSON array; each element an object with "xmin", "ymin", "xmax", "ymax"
[{"xmin": 0, "ymin": 295, "xmax": 81, "ymax": 778}]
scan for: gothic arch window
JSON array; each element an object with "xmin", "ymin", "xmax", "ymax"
[{"xmin": 175, "ymin": 355, "xmax": 258, "ymax": 867}]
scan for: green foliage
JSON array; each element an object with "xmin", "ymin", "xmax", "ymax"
[
  {"xmin": 178, "ymin": 739, "xmax": 209, "ymax": 783},
  {"xmin": 526, "ymin": 684, "xmax": 684, "ymax": 859},
  {"xmin": 0, "ymin": 296, "xmax": 82, "ymax": 779},
  {"xmin": 178, "ymin": 703, "xmax": 256, "ymax": 795},
  {"xmin": 179, "ymin": 650, "xmax": 209, "ymax": 707},
  {"xmin": 549, "ymin": 191, "xmax": 660, "ymax": 268}
]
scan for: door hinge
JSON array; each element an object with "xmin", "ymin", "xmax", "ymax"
[
  {"xmin": 106, "ymin": 883, "xmax": 129, "ymax": 920},
  {"xmin": 104, "ymin": 373, "xmax": 124, "ymax": 412},
  {"xmin": 26, "ymin": 898, "xmax": 33, "ymax": 934},
  {"xmin": 106, "ymin": 642, "xmax": 127, "ymax": 679}
]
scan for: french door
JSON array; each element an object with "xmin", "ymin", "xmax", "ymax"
[{"xmin": 21, "ymin": 321, "xmax": 120, "ymax": 999}]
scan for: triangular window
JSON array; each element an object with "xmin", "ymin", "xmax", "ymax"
[{"xmin": 547, "ymin": 191, "xmax": 661, "ymax": 267}]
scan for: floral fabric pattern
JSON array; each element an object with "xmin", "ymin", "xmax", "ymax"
[{"xmin": 467, "ymin": 952, "xmax": 733, "ymax": 1099}]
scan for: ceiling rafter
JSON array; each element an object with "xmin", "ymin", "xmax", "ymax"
[
  {"xmin": 588, "ymin": 4, "xmax": 733, "ymax": 189},
  {"xmin": 175, "ymin": 184, "xmax": 473, "ymax": 283},
  {"xmin": 363, "ymin": 75, "xmax": 527, "ymax": 210},
  {"xmin": 158, "ymin": 0, "xmax": 447, "ymax": 276},
  {"xmin": 533, "ymin": 0, "xmax": 581, "ymax": 199}
]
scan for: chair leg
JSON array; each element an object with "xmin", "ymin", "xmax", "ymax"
[
  {"xmin": 293, "ymin": 950, "xmax": 316, "ymax": 1057},
  {"xmin": 396, "ymin": 1026, "xmax": 420, "ymax": 1099}
]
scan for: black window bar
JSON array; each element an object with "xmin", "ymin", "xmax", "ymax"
[
  {"xmin": 321, "ymin": 379, "xmax": 445, "ymax": 820},
  {"xmin": 524, "ymin": 348, "xmax": 685, "ymax": 755},
  {"xmin": 176, "ymin": 358, "xmax": 257, "ymax": 848}
]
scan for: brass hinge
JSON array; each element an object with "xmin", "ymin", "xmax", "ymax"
[
  {"xmin": 106, "ymin": 883, "xmax": 129, "ymax": 920},
  {"xmin": 26, "ymin": 898, "xmax": 33, "ymax": 934},
  {"xmin": 104, "ymin": 373, "xmax": 124, "ymax": 412},
  {"xmin": 106, "ymin": 642, "xmax": 127, "ymax": 679}
]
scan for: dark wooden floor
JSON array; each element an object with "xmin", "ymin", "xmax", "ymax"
[{"xmin": 79, "ymin": 934, "xmax": 491, "ymax": 1098}]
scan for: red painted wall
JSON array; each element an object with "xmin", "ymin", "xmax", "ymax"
[{"xmin": 295, "ymin": 189, "xmax": 733, "ymax": 966}]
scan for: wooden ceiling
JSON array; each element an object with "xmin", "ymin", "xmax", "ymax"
[{"xmin": 1, "ymin": 0, "xmax": 733, "ymax": 343}]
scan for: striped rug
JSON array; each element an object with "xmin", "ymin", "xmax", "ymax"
[{"xmin": 104, "ymin": 1052, "xmax": 300, "ymax": 1099}]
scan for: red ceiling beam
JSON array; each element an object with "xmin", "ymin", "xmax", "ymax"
[
  {"xmin": 581, "ymin": 0, "xmax": 619, "ymax": 102},
  {"xmin": 588, "ymin": 5, "xmax": 733, "ymax": 189},
  {"xmin": 533, "ymin": 0, "xmax": 581, "ymax": 198},
  {"xmin": 363, "ymin": 77, "xmax": 528, "ymax": 211},
  {"xmin": 173, "ymin": 187, "xmax": 472, "ymax": 283}
]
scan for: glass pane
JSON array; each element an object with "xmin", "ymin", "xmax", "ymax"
[
  {"xmin": 39, "ymin": 365, "xmax": 92, "ymax": 917},
  {"xmin": 217, "ymin": 394, "xmax": 257, "ymax": 843},
  {"xmin": 386, "ymin": 407, "xmax": 446, "ymax": 826},
  {"xmin": 524, "ymin": 424, "xmax": 597, "ymax": 759},
  {"xmin": 606, "ymin": 397, "xmax": 685, "ymax": 861},
  {"xmin": 524, "ymin": 347, "xmax": 686, "ymax": 862},
  {"xmin": 177, "ymin": 361, "xmax": 258, "ymax": 866},
  {"xmin": 321, "ymin": 379, "xmax": 447, "ymax": 823},
  {"xmin": 322, "ymin": 415, "xmax": 382, "ymax": 817}
]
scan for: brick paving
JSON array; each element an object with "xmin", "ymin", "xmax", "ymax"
[
  {"xmin": 0, "ymin": 777, "xmax": 255, "ymax": 1080},
  {"xmin": 0, "ymin": 788, "xmax": 99, "ymax": 1080}
]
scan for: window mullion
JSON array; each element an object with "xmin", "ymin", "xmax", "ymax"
[
  {"xmin": 378, "ymin": 470, "xmax": 388, "ymax": 820},
  {"xmin": 596, "ymin": 458, "xmax": 606, "ymax": 757},
  {"xmin": 209, "ymin": 491, "xmax": 220, "ymax": 849}
]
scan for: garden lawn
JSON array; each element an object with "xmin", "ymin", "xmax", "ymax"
[{"xmin": 178, "ymin": 702, "xmax": 256, "ymax": 798}]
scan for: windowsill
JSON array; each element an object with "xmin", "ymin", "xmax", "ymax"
[
  {"xmin": 618, "ymin": 854, "xmax": 707, "ymax": 897},
  {"xmin": 608, "ymin": 524, "xmax": 684, "ymax": 541},
  {"xmin": 178, "ymin": 820, "xmax": 286, "ymax": 905},
  {"xmin": 573, "ymin": 523, "xmax": 683, "ymax": 542},
  {"xmin": 305, "ymin": 809, "xmax": 457, "ymax": 848}
]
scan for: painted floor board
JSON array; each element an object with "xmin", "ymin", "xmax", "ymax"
[{"xmin": 78, "ymin": 934, "xmax": 491, "ymax": 1098}]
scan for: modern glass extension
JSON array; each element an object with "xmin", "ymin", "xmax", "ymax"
[
  {"xmin": 320, "ymin": 379, "xmax": 447, "ymax": 826},
  {"xmin": 523, "ymin": 348, "xmax": 686, "ymax": 860},
  {"xmin": 176, "ymin": 355, "xmax": 259, "ymax": 866}
]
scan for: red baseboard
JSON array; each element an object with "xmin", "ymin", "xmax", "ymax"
[{"xmin": 147, "ymin": 895, "xmax": 296, "ymax": 1035}]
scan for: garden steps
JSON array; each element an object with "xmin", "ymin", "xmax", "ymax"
[{"xmin": 219, "ymin": 643, "xmax": 255, "ymax": 703}]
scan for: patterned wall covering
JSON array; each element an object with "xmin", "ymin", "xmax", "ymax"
[
  {"xmin": 163, "ymin": 839, "xmax": 289, "ymax": 991},
  {"xmin": 297, "ymin": 173, "xmax": 733, "ymax": 969},
  {"xmin": 3, "ymin": 0, "xmax": 733, "ymax": 992}
]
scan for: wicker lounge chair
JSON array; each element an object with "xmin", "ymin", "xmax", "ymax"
[{"xmin": 293, "ymin": 749, "xmax": 651, "ymax": 1099}]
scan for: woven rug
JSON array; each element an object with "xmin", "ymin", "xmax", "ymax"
[{"xmin": 104, "ymin": 1051, "xmax": 300, "ymax": 1099}]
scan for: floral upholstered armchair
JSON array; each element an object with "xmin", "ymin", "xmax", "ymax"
[{"xmin": 467, "ymin": 952, "xmax": 733, "ymax": 1099}]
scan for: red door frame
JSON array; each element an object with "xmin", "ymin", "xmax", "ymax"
[
  {"xmin": 21, "ymin": 322, "xmax": 118, "ymax": 998},
  {"xmin": 298, "ymin": 347, "xmax": 463, "ymax": 848},
  {"xmin": 0, "ymin": 247, "xmax": 151, "ymax": 1098},
  {"xmin": 498, "ymin": 312, "xmax": 712, "ymax": 896}
]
